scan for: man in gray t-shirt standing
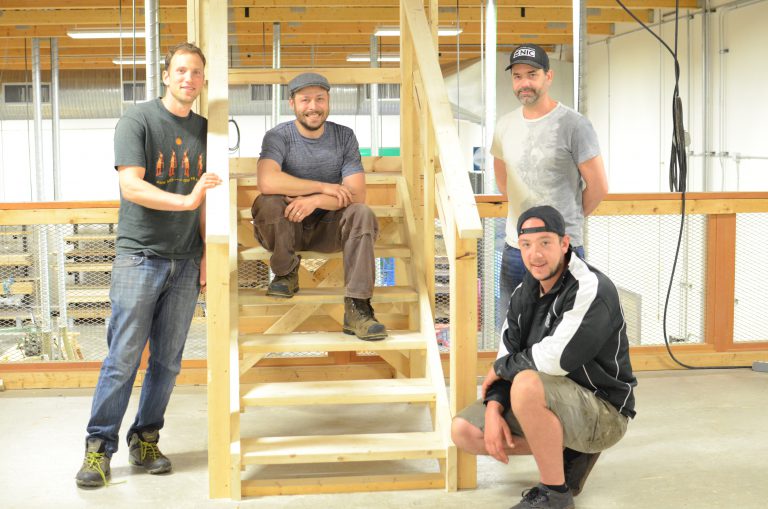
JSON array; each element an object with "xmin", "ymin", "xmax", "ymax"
[
  {"xmin": 491, "ymin": 44, "xmax": 609, "ymax": 499},
  {"xmin": 251, "ymin": 72, "xmax": 386, "ymax": 341}
]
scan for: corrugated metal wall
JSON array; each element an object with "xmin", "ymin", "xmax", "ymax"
[{"xmin": 0, "ymin": 70, "xmax": 400, "ymax": 120}]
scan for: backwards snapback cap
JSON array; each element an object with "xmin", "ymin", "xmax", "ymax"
[
  {"xmin": 288, "ymin": 72, "xmax": 331, "ymax": 96},
  {"xmin": 505, "ymin": 44, "xmax": 550, "ymax": 72},
  {"xmin": 517, "ymin": 205, "xmax": 566, "ymax": 237}
]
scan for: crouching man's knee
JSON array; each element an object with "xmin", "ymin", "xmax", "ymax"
[{"xmin": 451, "ymin": 416, "xmax": 483, "ymax": 454}]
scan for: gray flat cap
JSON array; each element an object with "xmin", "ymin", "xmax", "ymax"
[{"xmin": 288, "ymin": 72, "xmax": 331, "ymax": 95}]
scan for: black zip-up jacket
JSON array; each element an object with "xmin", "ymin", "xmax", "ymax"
[{"xmin": 486, "ymin": 250, "xmax": 637, "ymax": 418}]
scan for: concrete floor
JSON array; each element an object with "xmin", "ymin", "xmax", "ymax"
[{"xmin": 1, "ymin": 369, "xmax": 766, "ymax": 509}]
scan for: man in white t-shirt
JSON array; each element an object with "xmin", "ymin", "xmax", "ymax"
[
  {"xmin": 493, "ymin": 43, "xmax": 608, "ymax": 317},
  {"xmin": 492, "ymin": 45, "xmax": 609, "ymax": 496}
]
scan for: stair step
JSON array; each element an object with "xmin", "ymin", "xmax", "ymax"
[
  {"xmin": 239, "ymin": 285, "xmax": 417, "ymax": 306},
  {"xmin": 241, "ymin": 431, "xmax": 446, "ymax": 465},
  {"xmin": 241, "ymin": 378, "xmax": 436, "ymax": 407},
  {"xmin": 239, "ymin": 244, "xmax": 410, "ymax": 261},
  {"xmin": 238, "ymin": 204, "xmax": 403, "ymax": 221},
  {"xmin": 240, "ymin": 331, "xmax": 426, "ymax": 353}
]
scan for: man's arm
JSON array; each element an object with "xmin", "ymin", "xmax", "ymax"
[
  {"xmin": 283, "ymin": 172, "xmax": 365, "ymax": 221},
  {"xmin": 494, "ymin": 157, "xmax": 508, "ymax": 199},
  {"xmin": 118, "ymin": 166, "xmax": 221, "ymax": 211},
  {"xmin": 579, "ymin": 155, "xmax": 608, "ymax": 216},
  {"xmin": 257, "ymin": 158, "xmax": 352, "ymax": 205}
]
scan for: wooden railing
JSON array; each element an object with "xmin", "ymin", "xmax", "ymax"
[{"xmin": 399, "ymin": 0, "xmax": 483, "ymax": 489}]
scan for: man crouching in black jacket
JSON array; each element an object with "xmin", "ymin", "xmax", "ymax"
[{"xmin": 451, "ymin": 205, "xmax": 637, "ymax": 509}]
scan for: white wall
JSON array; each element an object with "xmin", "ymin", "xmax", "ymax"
[
  {"xmin": 587, "ymin": 1, "xmax": 768, "ymax": 193},
  {"xmin": 0, "ymin": 118, "xmax": 119, "ymax": 202}
]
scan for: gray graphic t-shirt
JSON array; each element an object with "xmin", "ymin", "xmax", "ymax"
[
  {"xmin": 259, "ymin": 120, "xmax": 364, "ymax": 184},
  {"xmin": 491, "ymin": 102, "xmax": 600, "ymax": 247},
  {"xmin": 113, "ymin": 98, "xmax": 207, "ymax": 258}
]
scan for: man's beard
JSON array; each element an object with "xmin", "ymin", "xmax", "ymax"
[
  {"xmin": 296, "ymin": 111, "xmax": 326, "ymax": 131},
  {"xmin": 516, "ymin": 87, "xmax": 540, "ymax": 105}
]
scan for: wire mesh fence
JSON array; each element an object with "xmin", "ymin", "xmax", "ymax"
[
  {"xmin": 734, "ymin": 213, "xmax": 768, "ymax": 343},
  {"xmin": 1, "ymin": 210, "xmax": 765, "ymax": 365}
]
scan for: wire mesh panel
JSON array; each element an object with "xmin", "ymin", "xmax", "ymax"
[
  {"xmin": 0, "ymin": 223, "xmax": 212, "ymax": 362},
  {"xmin": 585, "ymin": 214, "xmax": 707, "ymax": 346},
  {"xmin": 734, "ymin": 213, "xmax": 768, "ymax": 343}
]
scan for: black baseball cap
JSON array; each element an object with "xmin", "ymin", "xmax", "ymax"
[
  {"xmin": 288, "ymin": 72, "xmax": 330, "ymax": 96},
  {"xmin": 517, "ymin": 205, "xmax": 566, "ymax": 237},
  {"xmin": 505, "ymin": 44, "xmax": 550, "ymax": 72}
]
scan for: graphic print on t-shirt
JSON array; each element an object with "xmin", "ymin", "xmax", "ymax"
[
  {"xmin": 154, "ymin": 135, "xmax": 204, "ymax": 186},
  {"xmin": 155, "ymin": 151, "xmax": 164, "ymax": 177}
]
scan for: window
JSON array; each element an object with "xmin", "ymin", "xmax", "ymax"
[
  {"xmin": 3, "ymin": 83, "xmax": 51, "ymax": 104},
  {"xmin": 123, "ymin": 82, "xmax": 146, "ymax": 102}
]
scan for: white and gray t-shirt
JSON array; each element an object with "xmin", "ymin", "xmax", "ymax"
[
  {"xmin": 491, "ymin": 102, "xmax": 600, "ymax": 248},
  {"xmin": 259, "ymin": 120, "xmax": 364, "ymax": 184}
]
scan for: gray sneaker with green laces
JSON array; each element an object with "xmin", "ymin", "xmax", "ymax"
[
  {"xmin": 75, "ymin": 437, "xmax": 111, "ymax": 488},
  {"xmin": 510, "ymin": 484, "xmax": 575, "ymax": 509},
  {"xmin": 128, "ymin": 429, "xmax": 172, "ymax": 474}
]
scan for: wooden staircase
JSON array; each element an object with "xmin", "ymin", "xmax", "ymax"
[{"xmin": 226, "ymin": 163, "xmax": 456, "ymax": 497}]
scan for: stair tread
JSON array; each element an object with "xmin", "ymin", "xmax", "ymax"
[
  {"xmin": 239, "ymin": 244, "xmax": 410, "ymax": 261},
  {"xmin": 239, "ymin": 285, "xmax": 417, "ymax": 305},
  {"xmin": 241, "ymin": 378, "xmax": 436, "ymax": 406},
  {"xmin": 240, "ymin": 330, "xmax": 426, "ymax": 353},
  {"xmin": 241, "ymin": 431, "xmax": 446, "ymax": 464}
]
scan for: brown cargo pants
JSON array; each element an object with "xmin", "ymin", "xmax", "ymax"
[{"xmin": 251, "ymin": 194, "xmax": 379, "ymax": 299}]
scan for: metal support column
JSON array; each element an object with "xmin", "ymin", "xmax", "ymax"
[
  {"xmin": 145, "ymin": 0, "xmax": 160, "ymax": 100},
  {"xmin": 50, "ymin": 38, "xmax": 69, "ymax": 337},
  {"xmin": 31, "ymin": 39, "xmax": 53, "ymax": 341},
  {"xmin": 480, "ymin": 1, "xmax": 498, "ymax": 349},
  {"xmin": 370, "ymin": 35, "xmax": 380, "ymax": 156},
  {"xmin": 271, "ymin": 22, "xmax": 281, "ymax": 128}
]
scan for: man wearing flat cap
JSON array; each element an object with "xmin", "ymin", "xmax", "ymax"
[
  {"xmin": 493, "ymin": 44, "xmax": 608, "ymax": 336},
  {"xmin": 251, "ymin": 72, "xmax": 386, "ymax": 341},
  {"xmin": 452, "ymin": 205, "xmax": 636, "ymax": 509}
]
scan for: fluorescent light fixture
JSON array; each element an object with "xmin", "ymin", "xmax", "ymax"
[
  {"xmin": 374, "ymin": 26, "xmax": 463, "ymax": 37},
  {"xmin": 346, "ymin": 54, "xmax": 400, "ymax": 63},
  {"xmin": 112, "ymin": 58, "xmax": 147, "ymax": 65},
  {"xmin": 68, "ymin": 29, "xmax": 146, "ymax": 39}
]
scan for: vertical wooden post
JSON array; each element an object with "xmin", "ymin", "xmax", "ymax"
[
  {"xmin": 450, "ymin": 234, "xmax": 478, "ymax": 489},
  {"xmin": 193, "ymin": 0, "xmax": 236, "ymax": 499},
  {"xmin": 704, "ymin": 213, "xmax": 736, "ymax": 351}
]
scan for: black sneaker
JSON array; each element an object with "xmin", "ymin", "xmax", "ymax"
[
  {"xmin": 343, "ymin": 297, "xmax": 388, "ymax": 341},
  {"xmin": 75, "ymin": 437, "xmax": 111, "ymax": 488},
  {"xmin": 266, "ymin": 256, "xmax": 301, "ymax": 298},
  {"xmin": 128, "ymin": 429, "xmax": 172, "ymax": 474},
  {"xmin": 510, "ymin": 484, "xmax": 575, "ymax": 509},
  {"xmin": 564, "ymin": 448, "xmax": 601, "ymax": 496}
]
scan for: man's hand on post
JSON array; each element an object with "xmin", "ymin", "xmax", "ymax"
[{"xmin": 184, "ymin": 172, "xmax": 222, "ymax": 210}]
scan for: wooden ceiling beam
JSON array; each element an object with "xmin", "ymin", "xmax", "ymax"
[{"xmin": 0, "ymin": 8, "xmax": 185, "ymax": 26}]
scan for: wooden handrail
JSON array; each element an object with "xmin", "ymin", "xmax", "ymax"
[{"xmin": 401, "ymin": 0, "xmax": 482, "ymax": 240}]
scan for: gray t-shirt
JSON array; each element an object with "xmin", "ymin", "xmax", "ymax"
[
  {"xmin": 259, "ymin": 120, "xmax": 364, "ymax": 184},
  {"xmin": 113, "ymin": 98, "xmax": 207, "ymax": 258},
  {"xmin": 491, "ymin": 102, "xmax": 600, "ymax": 248}
]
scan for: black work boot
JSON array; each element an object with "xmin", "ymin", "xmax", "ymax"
[
  {"xmin": 343, "ymin": 297, "xmax": 388, "ymax": 341},
  {"xmin": 128, "ymin": 429, "xmax": 172, "ymax": 474},
  {"xmin": 266, "ymin": 255, "xmax": 301, "ymax": 298},
  {"xmin": 75, "ymin": 437, "xmax": 111, "ymax": 488},
  {"xmin": 563, "ymin": 448, "xmax": 601, "ymax": 496}
]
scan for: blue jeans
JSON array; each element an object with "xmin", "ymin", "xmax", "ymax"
[
  {"xmin": 496, "ymin": 244, "xmax": 585, "ymax": 331},
  {"xmin": 86, "ymin": 254, "xmax": 200, "ymax": 456}
]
